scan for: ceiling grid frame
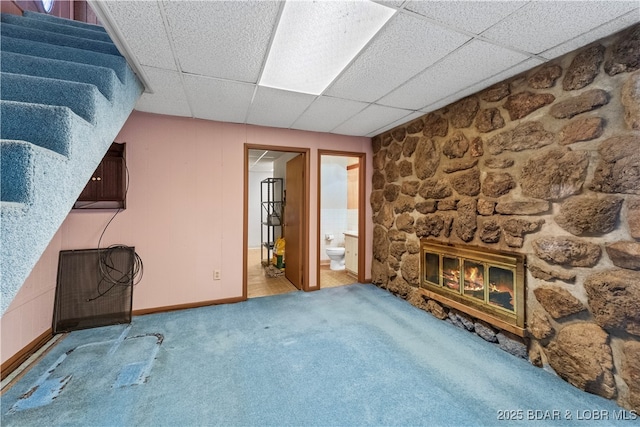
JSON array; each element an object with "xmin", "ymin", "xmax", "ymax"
[
  {"xmin": 156, "ymin": 0, "xmax": 195, "ymax": 119},
  {"xmin": 95, "ymin": 0, "xmax": 640, "ymax": 137},
  {"xmin": 244, "ymin": 1, "xmax": 287, "ymax": 124}
]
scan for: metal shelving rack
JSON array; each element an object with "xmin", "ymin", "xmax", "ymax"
[{"xmin": 261, "ymin": 178, "xmax": 283, "ymax": 265}]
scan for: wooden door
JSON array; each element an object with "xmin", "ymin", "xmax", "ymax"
[
  {"xmin": 285, "ymin": 155, "xmax": 304, "ymax": 290},
  {"xmin": 77, "ymin": 163, "xmax": 99, "ymax": 201},
  {"xmin": 99, "ymin": 156, "xmax": 125, "ymax": 201}
]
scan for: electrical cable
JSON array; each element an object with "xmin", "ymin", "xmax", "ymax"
[{"xmin": 87, "ymin": 145, "xmax": 144, "ymax": 301}]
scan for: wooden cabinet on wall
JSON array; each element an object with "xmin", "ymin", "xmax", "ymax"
[{"xmin": 74, "ymin": 143, "xmax": 126, "ymax": 209}]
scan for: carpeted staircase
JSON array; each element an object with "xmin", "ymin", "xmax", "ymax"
[{"xmin": 1, "ymin": 11, "xmax": 144, "ymax": 315}]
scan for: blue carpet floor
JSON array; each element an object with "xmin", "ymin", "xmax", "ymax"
[{"xmin": 0, "ymin": 284, "xmax": 627, "ymax": 426}]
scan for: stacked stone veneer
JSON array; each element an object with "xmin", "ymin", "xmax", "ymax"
[{"xmin": 370, "ymin": 24, "xmax": 640, "ymax": 411}]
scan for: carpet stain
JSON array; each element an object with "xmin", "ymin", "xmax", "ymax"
[
  {"xmin": 112, "ymin": 333, "xmax": 163, "ymax": 388},
  {"xmin": 2, "ymin": 285, "xmax": 628, "ymax": 425},
  {"xmin": 10, "ymin": 375, "xmax": 72, "ymax": 413},
  {"xmin": 114, "ymin": 362, "xmax": 147, "ymax": 388},
  {"xmin": 7, "ymin": 329, "xmax": 164, "ymax": 414}
]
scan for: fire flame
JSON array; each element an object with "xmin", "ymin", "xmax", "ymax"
[
  {"xmin": 467, "ymin": 267, "xmax": 479, "ymax": 282},
  {"xmin": 464, "ymin": 266, "xmax": 484, "ymax": 291},
  {"xmin": 442, "ymin": 266, "xmax": 460, "ymax": 289}
]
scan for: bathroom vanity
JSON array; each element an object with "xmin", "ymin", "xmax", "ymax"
[{"xmin": 344, "ymin": 231, "xmax": 358, "ymax": 277}]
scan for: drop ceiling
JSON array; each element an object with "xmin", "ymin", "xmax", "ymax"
[
  {"xmin": 93, "ymin": 0, "xmax": 639, "ymax": 137},
  {"xmin": 248, "ymin": 149, "xmax": 285, "ymax": 171}
]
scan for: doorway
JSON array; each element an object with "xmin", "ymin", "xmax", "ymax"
[
  {"xmin": 318, "ymin": 151, "xmax": 366, "ymax": 289},
  {"xmin": 244, "ymin": 145, "xmax": 310, "ymax": 299}
]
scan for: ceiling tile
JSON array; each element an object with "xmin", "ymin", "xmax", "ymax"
[
  {"xmin": 325, "ymin": 13, "xmax": 470, "ymax": 103},
  {"xmin": 104, "ymin": 1, "xmax": 176, "ymax": 71},
  {"xmin": 183, "ymin": 75, "xmax": 255, "ymax": 124},
  {"xmin": 374, "ymin": 0, "xmax": 405, "ymax": 8},
  {"xmin": 134, "ymin": 67, "xmax": 191, "ymax": 117},
  {"xmin": 162, "ymin": 0, "xmax": 281, "ymax": 82},
  {"xmin": 541, "ymin": 9, "xmax": 640, "ymax": 60},
  {"xmin": 291, "ymin": 96, "xmax": 368, "ymax": 134},
  {"xmin": 332, "ymin": 104, "xmax": 414, "ymax": 136},
  {"xmin": 246, "ymin": 87, "xmax": 316, "ymax": 129},
  {"xmin": 106, "ymin": 0, "xmax": 639, "ymax": 137},
  {"xmin": 404, "ymin": 1, "xmax": 528, "ymax": 35},
  {"xmin": 378, "ymin": 39, "xmax": 530, "ymax": 110},
  {"xmin": 481, "ymin": 1, "xmax": 640, "ymax": 54}
]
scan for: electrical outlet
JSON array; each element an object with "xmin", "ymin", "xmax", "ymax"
[{"xmin": 213, "ymin": 270, "xmax": 221, "ymax": 280}]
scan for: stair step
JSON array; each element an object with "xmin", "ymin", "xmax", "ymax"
[
  {"xmin": 1, "ymin": 35, "xmax": 128, "ymax": 84},
  {"xmin": 1, "ymin": 139, "xmax": 66, "ymax": 207},
  {"xmin": 1, "ymin": 13, "xmax": 113, "ymax": 44},
  {"xmin": 1, "ymin": 72, "xmax": 105, "ymax": 124},
  {"xmin": 1, "ymin": 140, "xmax": 35, "ymax": 204},
  {"xmin": 0, "ymin": 8, "xmax": 144, "ymax": 316},
  {"xmin": 1, "ymin": 51, "xmax": 118, "ymax": 101},
  {"xmin": 23, "ymin": 10, "xmax": 108, "ymax": 34},
  {"xmin": 0, "ymin": 22, "xmax": 120, "ymax": 57},
  {"xmin": 0, "ymin": 100, "xmax": 82, "ymax": 157},
  {"xmin": 0, "ymin": 201, "xmax": 28, "ymax": 211}
]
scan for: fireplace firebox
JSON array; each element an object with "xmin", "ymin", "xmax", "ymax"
[{"xmin": 420, "ymin": 240, "xmax": 526, "ymax": 336}]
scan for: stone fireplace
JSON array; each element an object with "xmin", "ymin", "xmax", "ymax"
[
  {"xmin": 370, "ymin": 24, "xmax": 640, "ymax": 412},
  {"xmin": 421, "ymin": 240, "xmax": 525, "ymax": 336}
]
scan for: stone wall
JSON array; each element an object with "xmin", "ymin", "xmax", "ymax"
[{"xmin": 370, "ymin": 24, "xmax": 640, "ymax": 411}]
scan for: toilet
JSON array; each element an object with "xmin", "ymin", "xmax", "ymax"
[{"xmin": 326, "ymin": 247, "xmax": 345, "ymax": 270}]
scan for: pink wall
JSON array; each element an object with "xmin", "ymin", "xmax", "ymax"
[{"xmin": 1, "ymin": 111, "xmax": 373, "ymax": 364}]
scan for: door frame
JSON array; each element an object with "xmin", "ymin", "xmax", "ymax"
[
  {"xmin": 243, "ymin": 144, "xmax": 310, "ymax": 299},
  {"xmin": 317, "ymin": 150, "xmax": 366, "ymax": 286}
]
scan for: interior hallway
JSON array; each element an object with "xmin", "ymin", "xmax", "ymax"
[{"xmin": 247, "ymin": 248, "xmax": 355, "ymax": 298}]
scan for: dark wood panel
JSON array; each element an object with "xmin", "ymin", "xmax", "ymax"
[
  {"xmin": 77, "ymin": 164, "xmax": 99, "ymax": 201},
  {"xmin": 99, "ymin": 157, "xmax": 125, "ymax": 201},
  {"xmin": 12, "ymin": 0, "xmax": 45, "ymax": 13},
  {"xmin": 13, "ymin": 0, "xmax": 72, "ymax": 18},
  {"xmin": 74, "ymin": 0, "xmax": 101, "ymax": 26},
  {"xmin": 3, "ymin": 0, "xmax": 100, "ymax": 25},
  {"xmin": 0, "ymin": 1, "xmax": 24, "ymax": 15}
]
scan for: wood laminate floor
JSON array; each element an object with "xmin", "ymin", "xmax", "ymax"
[{"xmin": 247, "ymin": 249, "xmax": 356, "ymax": 298}]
